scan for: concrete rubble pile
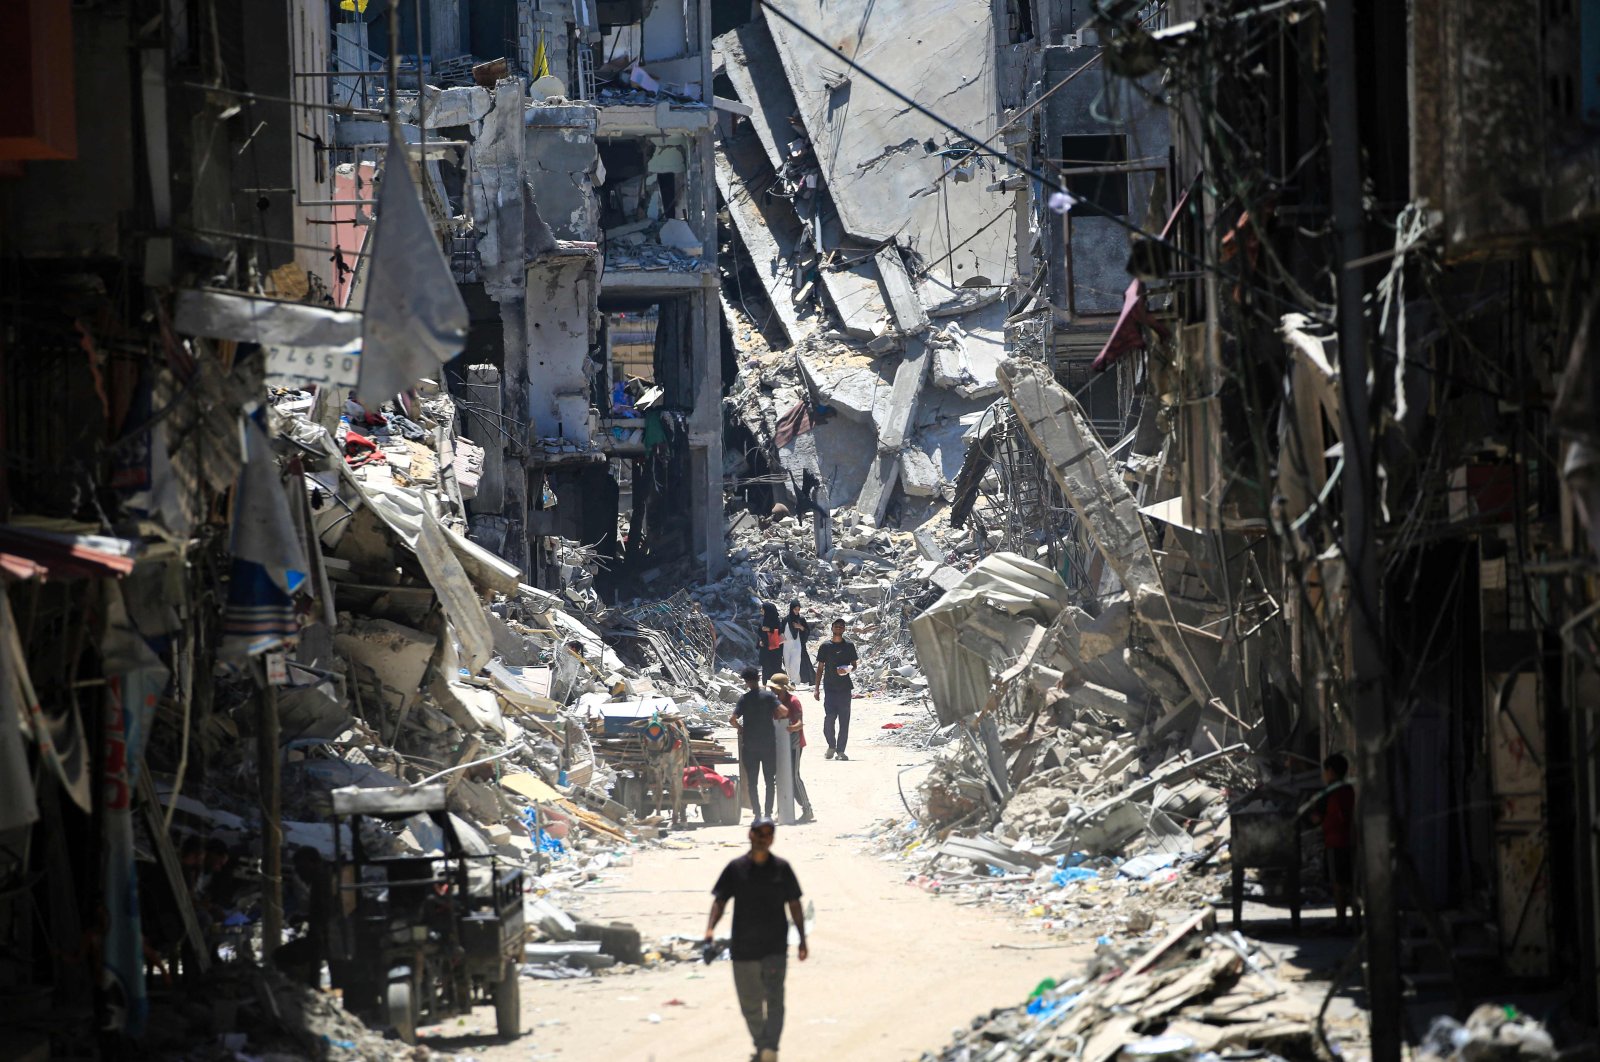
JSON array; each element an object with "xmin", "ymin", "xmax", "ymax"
[
  {"xmin": 923, "ymin": 910, "xmax": 1565, "ymax": 1062},
  {"xmin": 146, "ymin": 964, "xmax": 431, "ymax": 1062},
  {"xmin": 923, "ymin": 911, "xmax": 1330, "ymax": 1062},
  {"xmin": 154, "ymin": 376, "xmax": 755, "ymax": 1040},
  {"xmin": 670, "ymin": 498, "xmax": 989, "ymax": 700},
  {"xmin": 877, "ymin": 355, "xmax": 1309, "ymax": 941}
]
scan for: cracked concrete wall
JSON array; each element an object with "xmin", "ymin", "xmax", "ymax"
[
  {"xmin": 525, "ymin": 257, "xmax": 599, "ymax": 444},
  {"xmin": 524, "ymin": 106, "xmax": 602, "ymax": 242}
]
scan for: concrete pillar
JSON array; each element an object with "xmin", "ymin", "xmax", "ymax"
[
  {"xmin": 689, "ymin": 271, "xmax": 726, "ymax": 581},
  {"xmin": 501, "ymin": 299, "xmax": 532, "ymax": 579}
]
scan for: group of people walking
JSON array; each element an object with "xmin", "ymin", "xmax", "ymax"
[
  {"xmin": 733, "ymin": 602, "xmax": 860, "ymax": 825},
  {"xmin": 758, "ymin": 602, "xmax": 859, "ymax": 757},
  {"xmin": 703, "ymin": 601, "xmax": 860, "ymax": 1061}
]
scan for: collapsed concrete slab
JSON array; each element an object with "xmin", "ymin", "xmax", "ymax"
[
  {"xmin": 900, "ymin": 445, "xmax": 943, "ymax": 497},
  {"xmin": 715, "ymin": 151, "xmax": 806, "ymax": 343},
  {"xmin": 910, "ymin": 551, "xmax": 1074, "ymax": 726},
  {"xmin": 760, "ymin": 0, "xmax": 1013, "ymax": 285},
  {"xmin": 796, "ymin": 351, "xmax": 885, "ymax": 424},
  {"xmin": 997, "ymin": 359, "xmax": 1218, "ymax": 718},
  {"xmin": 334, "ymin": 616, "xmax": 438, "ymax": 711}
]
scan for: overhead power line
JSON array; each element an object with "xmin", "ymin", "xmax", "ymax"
[{"xmin": 754, "ymin": 0, "xmax": 1328, "ymax": 326}]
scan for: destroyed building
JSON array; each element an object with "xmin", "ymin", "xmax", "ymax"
[
  {"xmin": 713, "ymin": 0, "xmax": 1018, "ymax": 529},
  {"xmin": 881, "ymin": 0, "xmax": 1600, "ymax": 1056},
  {"xmin": 0, "ymin": 0, "xmax": 738, "ymax": 1054},
  {"xmin": 346, "ymin": 0, "xmax": 728, "ymax": 593}
]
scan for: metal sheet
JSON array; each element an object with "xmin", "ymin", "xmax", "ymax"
[{"xmin": 910, "ymin": 551, "xmax": 1073, "ymax": 725}]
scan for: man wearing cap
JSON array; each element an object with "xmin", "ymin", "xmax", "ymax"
[
  {"xmin": 767, "ymin": 673, "xmax": 815, "ymax": 824},
  {"xmin": 705, "ymin": 818, "xmax": 808, "ymax": 1062}
]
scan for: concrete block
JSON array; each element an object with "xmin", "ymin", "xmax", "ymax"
[
  {"xmin": 574, "ymin": 920, "xmax": 644, "ymax": 965},
  {"xmin": 658, "ymin": 218, "xmax": 702, "ymax": 255},
  {"xmin": 334, "ymin": 616, "xmax": 437, "ymax": 707},
  {"xmin": 798, "ymin": 354, "xmax": 884, "ymax": 425},
  {"xmin": 900, "ymin": 447, "xmax": 943, "ymax": 496}
]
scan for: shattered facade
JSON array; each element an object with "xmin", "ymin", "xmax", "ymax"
[
  {"xmin": 446, "ymin": 0, "xmax": 726, "ymax": 595},
  {"xmin": 894, "ymin": 0, "xmax": 1600, "ymax": 1054}
]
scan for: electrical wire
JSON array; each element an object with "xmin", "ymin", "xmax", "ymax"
[{"xmin": 755, "ymin": 0, "xmax": 1329, "ymax": 327}]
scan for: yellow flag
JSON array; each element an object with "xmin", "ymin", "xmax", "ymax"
[
  {"xmin": 339, "ymin": 0, "xmax": 370, "ymax": 12},
  {"xmin": 533, "ymin": 33, "xmax": 551, "ymax": 80}
]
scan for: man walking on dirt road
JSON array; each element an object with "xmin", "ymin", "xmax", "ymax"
[
  {"xmin": 705, "ymin": 817, "xmax": 808, "ymax": 1062},
  {"xmin": 732, "ymin": 666, "xmax": 783, "ymax": 818},
  {"xmin": 813, "ymin": 618, "xmax": 859, "ymax": 760}
]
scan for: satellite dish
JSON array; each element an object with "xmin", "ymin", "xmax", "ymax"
[{"xmin": 530, "ymin": 75, "xmax": 569, "ymax": 101}]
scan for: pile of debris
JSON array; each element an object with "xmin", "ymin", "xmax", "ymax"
[
  {"xmin": 671, "ymin": 501, "xmax": 988, "ymax": 697},
  {"xmin": 923, "ymin": 911, "xmax": 1333, "ymax": 1062},
  {"xmin": 148, "ymin": 964, "xmax": 446, "ymax": 1061},
  {"xmin": 145, "ymin": 368, "xmax": 763, "ymax": 1038}
]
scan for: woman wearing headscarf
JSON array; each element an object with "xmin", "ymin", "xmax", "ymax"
[
  {"xmin": 758, "ymin": 601, "xmax": 784, "ymax": 680},
  {"xmin": 780, "ymin": 601, "xmax": 812, "ymax": 686}
]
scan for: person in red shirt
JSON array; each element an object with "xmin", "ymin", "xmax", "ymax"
[
  {"xmin": 1313, "ymin": 752, "xmax": 1358, "ymax": 932},
  {"xmin": 767, "ymin": 673, "xmax": 815, "ymax": 824}
]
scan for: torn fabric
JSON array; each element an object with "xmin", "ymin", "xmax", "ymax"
[
  {"xmin": 232, "ymin": 412, "xmax": 309, "ymax": 595},
  {"xmin": 1, "ymin": 591, "xmax": 92, "ymax": 813},
  {"xmin": 0, "ymin": 595, "xmax": 40, "ymax": 831},
  {"xmin": 773, "ymin": 400, "xmax": 819, "ymax": 448},
  {"xmin": 357, "ymin": 135, "xmax": 469, "ymax": 404},
  {"xmin": 100, "ymin": 584, "xmax": 169, "ymax": 1037}
]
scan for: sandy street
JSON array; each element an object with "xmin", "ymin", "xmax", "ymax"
[{"xmin": 424, "ymin": 699, "xmax": 1092, "ymax": 1061}]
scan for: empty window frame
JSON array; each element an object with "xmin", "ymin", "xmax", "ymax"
[{"xmin": 1058, "ymin": 133, "xmax": 1129, "ymax": 217}]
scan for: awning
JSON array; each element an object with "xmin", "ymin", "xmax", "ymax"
[
  {"xmin": 1091, "ymin": 181, "xmax": 1194, "ymax": 373},
  {"xmin": 0, "ymin": 525, "xmax": 138, "ymax": 581}
]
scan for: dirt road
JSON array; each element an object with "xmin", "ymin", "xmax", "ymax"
[{"xmin": 425, "ymin": 699, "xmax": 1090, "ymax": 1061}]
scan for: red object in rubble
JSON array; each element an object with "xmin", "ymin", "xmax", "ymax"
[
  {"xmin": 881, "ymin": 722, "xmax": 904, "ymax": 729},
  {"xmin": 682, "ymin": 765, "xmax": 736, "ymax": 798},
  {"xmin": 343, "ymin": 430, "xmax": 385, "ymax": 466}
]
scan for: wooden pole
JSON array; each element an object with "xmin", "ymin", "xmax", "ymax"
[{"xmin": 258, "ymin": 661, "xmax": 283, "ymax": 960}]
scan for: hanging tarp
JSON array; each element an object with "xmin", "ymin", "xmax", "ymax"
[{"xmin": 356, "ymin": 133, "xmax": 469, "ymax": 404}]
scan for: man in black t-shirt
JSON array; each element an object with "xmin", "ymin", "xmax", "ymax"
[
  {"xmin": 705, "ymin": 817, "xmax": 807, "ymax": 1062},
  {"xmin": 812, "ymin": 619, "xmax": 858, "ymax": 760},
  {"xmin": 732, "ymin": 666, "xmax": 785, "ymax": 818}
]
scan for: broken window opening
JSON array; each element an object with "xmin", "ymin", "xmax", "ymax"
[
  {"xmin": 1005, "ymin": 0, "xmax": 1036, "ymax": 44},
  {"xmin": 1058, "ymin": 133, "xmax": 1130, "ymax": 217},
  {"xmin": 598, "ymin": 136, "xmax": 704, "ymax": 268}
]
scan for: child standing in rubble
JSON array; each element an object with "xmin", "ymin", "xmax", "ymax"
[{"xmin": 1311, "ymin": 753, "xmax": 1358, "ymax": 933}]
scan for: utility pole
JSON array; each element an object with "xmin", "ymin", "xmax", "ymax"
[
  {"xmin": 1325, "ymin": 2, "xmax": 1402, "ymax": 1059},
  {"xmin": 386, "ymin": 0, "xmax": 402, "ymax": 147}
]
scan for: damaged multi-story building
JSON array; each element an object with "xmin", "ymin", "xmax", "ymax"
[
  {"xmin": 919, "ymin": 0, "xmax": 1600, "ymax": 1055},
  {"xmin": 355, "ymin": 0, "xmax": 727, "ymax": 594},
  {"xmin": 713, "ymin": 0, "xmax": 1021, "ymax": 530}
]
